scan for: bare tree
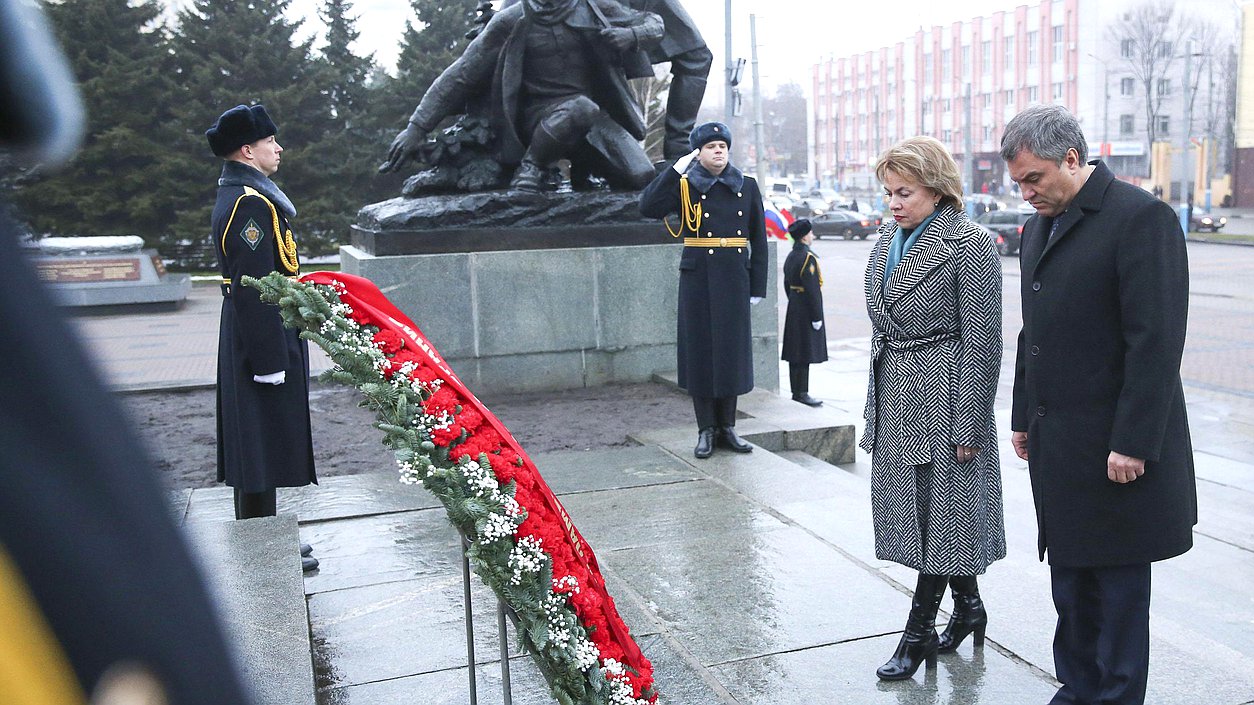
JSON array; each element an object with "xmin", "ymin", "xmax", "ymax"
[
  {"xmin": 629, "ymin": 66, "xmax": 671, "ymax": 164},
  {"xmin": 1108, "ymin": 0, "xmax": 1197, "ymax": 148}
]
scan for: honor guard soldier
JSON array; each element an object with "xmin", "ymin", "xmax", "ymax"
[
  {"xmin": 207, "ymin": 104, "xmax": 319, "ymax": 571},
  {"xmin": 640, "ymin": 121, "xmax": 768, "ymax": 458},
  {"xmin": 781, "ymin": 218, "xmax": 827, "ymax": 406}
]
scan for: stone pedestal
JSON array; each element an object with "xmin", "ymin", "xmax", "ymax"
[
  {"xmin": 342, "ymin": 192, "xmax": 779, "ymax": 396},
  {"xmin": 30, "ymin": 236, "xmax": 190, "ymax": 308}
]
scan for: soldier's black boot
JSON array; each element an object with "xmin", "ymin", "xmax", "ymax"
[
  {"xmin": 877, "ymin": 573, "xmax": 947, "ymax": 680},
  {"xmin": 789, "ymin": 363, "xmax": 822, "ymax": 406},
  {"xmin": 509, "ymin": 159, "xmax": 545, "ymax": 192},
  {"xmin": 511, "ymin": 127, "xmax": 565, "ymax": 192},
  {"xmin": 300, "ymin": 543, "xmax": 313, "ymax": 557},
  {"xmin": 938, "ymin": 575, "xmax": 987, "ymax": 652},
  {"xmin": 718, "ymin": 426, "xmax": 753, "ymax": 453},
  {"xmin": 694, "ymin": 427, "xmax": 716, "ymax": 459}
]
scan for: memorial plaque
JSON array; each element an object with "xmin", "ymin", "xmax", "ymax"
[{"xmin": 36, "ymin": 257, "xmax": 142, "ymax": 283}]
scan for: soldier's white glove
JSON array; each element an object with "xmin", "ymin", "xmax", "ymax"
[
  {"xmin": 750, "ymin": 296, "xmax": 763, "ymax": 305},
  {"xmin": 672, "ymin": 148, "xmax": 700, "ymax": 174},
  {"xmin": 254, "ymin": 371, "xmax": 286, "ymax": 385},
  {"xmin": 812, "ymin": 321, "xmax": 823, "ymax": 330}
]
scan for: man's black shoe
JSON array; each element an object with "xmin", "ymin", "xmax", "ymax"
[
  {"xmin": 302, "ymin": 555, "xmax": 320, "ymax": 572},
  {"xmin": 718, "ymin": 426, "xmax": 753, "ymax": 453},
  {"xmin": 694, "ymin": 427, "xmax": 716, "ymax": 459},
  {"xmin": 792, "ymin": 393, "xmax": 823, "ymax": 407},
  {"xmin": 300, "ymin": 542, "xmax": 313, "ymax": 557}
]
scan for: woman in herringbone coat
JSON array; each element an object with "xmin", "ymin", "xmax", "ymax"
[{"xmin": 861, "ymin": 136, "xmax": 1006, "ymax": 681}]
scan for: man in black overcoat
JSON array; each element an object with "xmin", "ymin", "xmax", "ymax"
[
  {"xmin": 781, "ymin": 218, "xmax": 827, "ymax": 406},
  {"xmin": 640, "ymin": 122, "xmax": 768, "ymax": 458},
  {"xmin": 1003, "ymin": 104, "xmax": 1196, "ymax": 705},
  {"xmin": 207, "ymin": 105, "xmax": 319, "ymax": 571}
]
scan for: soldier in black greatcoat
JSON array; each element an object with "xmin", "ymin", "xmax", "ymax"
[
  {"xmin": 781, "ymin": 218, "xmax": 827, "ymax": 406},
  {"xmin": 640, "ymin": 122, "xmax": 768, "ymax": 458},
  {"xmin": 206, "ymin": 105, "xmax": 318, "ymax": 571}
]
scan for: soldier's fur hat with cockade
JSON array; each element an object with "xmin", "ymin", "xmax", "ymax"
[
  {"xmin": 689, "ymin": 121, "xmax": 732, "ymax": 152},
  {"xmin": 206, "ymin": 104, "xmax": 278, "ymax": 157}
]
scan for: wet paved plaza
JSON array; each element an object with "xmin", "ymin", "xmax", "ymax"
[{"xmin": 85, "ymin": 238, "xmax": 1254, "ymax": 704}]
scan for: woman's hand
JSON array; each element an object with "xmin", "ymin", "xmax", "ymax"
[{"xmin": 956, "ymin": 444, "xmax": 979, "ymax": 463}]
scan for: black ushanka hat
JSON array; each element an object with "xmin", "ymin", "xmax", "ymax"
[{"xmin": 206, "ymin": 104, "xmax": 278, "ymax": 157}]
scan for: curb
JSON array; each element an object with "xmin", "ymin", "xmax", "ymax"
[{"xmin": 1186, "ymin": 235, "xmax": 1254, "ymax": 247}]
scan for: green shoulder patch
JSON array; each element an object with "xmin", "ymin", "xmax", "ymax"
[{"xmin": 240, "ymin": 218, "xmax": 265, "ymax": 250}]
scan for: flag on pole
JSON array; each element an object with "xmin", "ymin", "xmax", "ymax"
[{"xmin": 763, "ymin": 199, "xmax": 795, "ymax": 240}]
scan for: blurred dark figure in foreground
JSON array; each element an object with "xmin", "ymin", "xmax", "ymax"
[{"xmin": 0, "ymin": 1, "xmax": 254, "ymax": 703}]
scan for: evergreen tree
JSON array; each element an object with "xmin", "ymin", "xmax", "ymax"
[
  {"xmin": 298, "ymin": 0, "xmax": 398, "ymax": 249},
  {"xmin": 166, "ymin": 0, "xmax": 324, "ymax": 258},
  {"xmin": 13, "ymin": 0, "xmax": 177, "ymax": 242},
  {"xmin": 372, "ymin": 0, "xmax": 480, "ymax": 132}
]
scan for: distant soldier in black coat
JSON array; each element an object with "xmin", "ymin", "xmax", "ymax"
[
  {"xmin": 640, "ymin": 121, "xmax": 768, "ymax": 458},
  {"xmin": 207, "ymin": 104, "xmax": 318, "ymax": 571},
  {"xmin": 1004, "ymin": 104, "xmax": 1196, "ymax": 705},
  {"xmin": 781, "ymin": 218, "xmax": 827, "ymax": 406}
]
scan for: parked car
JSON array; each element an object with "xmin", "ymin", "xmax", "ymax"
[
  {"xmin": 965, "ymin": 194, "xmax": 1001, "ymax": 215},
  {"xmin": 974, "ymin": 209, "xmax": 1034, "ymax": 256},
  {"xmin": 1190, "ymin": 210, "xmax": 1227, "ymax": 232},
  {"xmin": 811, "ymin": 209, "xmax": 879, "ymax": 240},
  {"xmin": 808, "ymin": 188, "xmax": 843, "ymax": 209},
  {"xmin": 789, "ymin": 196, "xmax": 832, "ymax": 219}
]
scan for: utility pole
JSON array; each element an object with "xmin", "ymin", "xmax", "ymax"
[
  {"xmin": 750, "ymin": 14, "xmax": 766, "ymax": 185},
  {"xmin": 963, "ymin": 83, "xmax": 974, "ymax": 204},
  {"xmin": 724, "ymin": 0, "xmax": 734, "ymax": 127},
  {"xmin": 1182, "ymin": 40, "xmax": 1193, "ymax": 206}
]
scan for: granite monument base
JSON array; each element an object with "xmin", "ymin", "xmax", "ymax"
[{"xmin": 341, "ymin": 216, "xmax": 779, "ymax": 397}]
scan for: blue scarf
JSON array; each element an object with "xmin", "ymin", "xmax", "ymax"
[
  {"xmin": 218, "ymin": 160, "xmax": 296, "ymax": 219},
  {"xmin": 883, "ymin": 208, "xmax": 940, "ymax": 290}
]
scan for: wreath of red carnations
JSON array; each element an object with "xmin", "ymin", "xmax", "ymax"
[{"xmin": 244, "ymin": 271, "xmax": 656, "ymax": 705}]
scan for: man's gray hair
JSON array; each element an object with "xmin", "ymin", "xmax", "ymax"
[{"xmin": 1000, "ymin": 104, "xmax": 1088, "ymax": 165}]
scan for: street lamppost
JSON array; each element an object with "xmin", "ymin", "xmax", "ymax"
[{"xmin": 1086, "ymin": 52, "xmax": 1111, "ymax": 151}]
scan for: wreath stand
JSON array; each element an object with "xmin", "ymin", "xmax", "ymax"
[{"xmin": 461, "ymin": 534, "xmax": 518, "ymax": 705}]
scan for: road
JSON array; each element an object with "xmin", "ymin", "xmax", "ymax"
[{"xmin": 778, "ymin": 234, "xmax": 1254, "ymax": 463}]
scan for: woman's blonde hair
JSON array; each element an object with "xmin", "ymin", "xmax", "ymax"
[{"xmin": 874, "ymin": 136, "xmax": 963, "ymax": 209}]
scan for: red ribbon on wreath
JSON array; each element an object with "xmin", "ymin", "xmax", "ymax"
[{"xmin": 300, "ymin": 271, "xmax": 649, "ymax": 679}]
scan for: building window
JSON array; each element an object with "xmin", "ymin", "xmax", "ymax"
[
  {"xmin": 1027, "ymin": 30, "xmax": 1039, "ymax": 66},
  {"xmin": 1052, "ymin": 25, "xmax": 1064, "ymax": 63},
  {"xmin": 1157, "ymin": 115, "xmax": 1169, "ymax": 134},
  {"xmin": 1004, "ymin": 36, "xmax": 1015, "ymax": 66},
  {"xmin": 1120, "ymin": 114, "xmax": 1134, "ymax": 135},
  {"xmin": 982, "ymin": 40, "xmax": 992, "ymax": 73},
  {"xmin": 962, "ymin": 46, "xmax": 971, "ymax": 77},
  {"xmin": 924, "ymin": 53, "xmax": 933, "ymax": 83},
  {"xmin": 1121, "ymin": 77, "xmax": 1135, "ymax": 96},
  {"xmin": 1025, "ymin": 85, "xmax": 1039, "ymax": 103},
  {"xmin": 922, "ymin": 100, "xmax": 932, "ymax": 116},
  {"xmin": 942, "ymin": 48, "xmax": 952, "ymax": 80},
  {"xmin": 983, "ymin": 92, "xmax": 992, "ymax": 108},
  {"xmin": 1121, "ymin": 39, "xmax": 1134, "ymax": 58},
  {"xmin": 1004, "ymin": 89, "xmax": 1014, "ymax": 106},
  {"xmin": 1053, "ymin": 82, "xmax": 1064, "ymax": 101},
  {"xmin": 1157, "ymin": 41, "xmax": 1172, "ymax": 59},
  {"xmin": 1158, "ymin": 78, "xmax": 1171, "ymax": 96}
]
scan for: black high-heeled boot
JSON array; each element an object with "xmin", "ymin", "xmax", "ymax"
[
  {"xmin": 938, "ymin": 574, "xmax": 987, "ymax": 652},
  {"xmin": 877, "ymin": 573, "xmax": 947, "ymax": 681}
]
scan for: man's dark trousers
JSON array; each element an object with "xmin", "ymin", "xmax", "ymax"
[{"xmin": 1049, "ymin": 563, "xmax": 1151, "ymax": 705}]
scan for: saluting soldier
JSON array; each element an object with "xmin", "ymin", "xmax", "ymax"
[
  {"xmin": 781, "ymin": 218, "xmax": 827, "ymax": 406},
  {"xmin": 640, "ymin": 122, "xmax": 768, "ymax": 458},
  {"xmin": 206, "ymin": 104, "xmax": 318, "ymax": 571}
]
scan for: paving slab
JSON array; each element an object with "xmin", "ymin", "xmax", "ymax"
[{"xmin": 708, "ymin": 633, "xmax": 1058, "ymax": 705}]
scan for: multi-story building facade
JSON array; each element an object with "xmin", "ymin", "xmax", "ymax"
[{"xmin": 812, "ymin": 0, "xmax": 1238, "ymax": 201}]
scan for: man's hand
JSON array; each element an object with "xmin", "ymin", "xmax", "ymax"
[
  {"xmin": 672, "ymin": 148, "xmax": 700, "ymax": 174},
  {"xmin": 1011, "ymin": 431, "xmax": 1029, "ymax": 460},
  {"xmin": 1108, "ymin": 451, "xmax": 1146, "ymax": 484},
  {"xmin": 750, "ymin": 296, "xmax": 763, "ymax": 305},
  {"xmin": 380, "ymin": 123, "xmax": 426, "ymax": 173},
  {"xmin": 253, "ymin": 371, "xmax": 286, "ymax": 385},
  {"xmin": 811, "ymin": 320, "xmax": 822, "ymax": 331},
  {"xmin": 600, "ymin": 27, "xmax": 635, "ymax": 51}
]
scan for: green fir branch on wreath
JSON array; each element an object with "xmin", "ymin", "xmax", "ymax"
[{"xmin": 243, "ymin": 272, "xmax": 650, "ymax": 705}]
